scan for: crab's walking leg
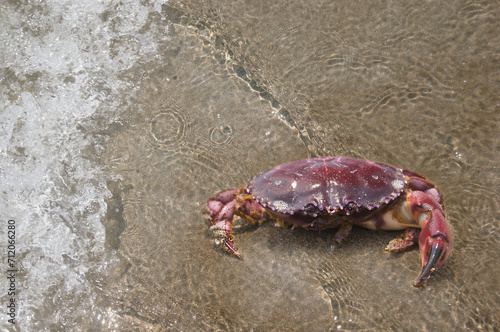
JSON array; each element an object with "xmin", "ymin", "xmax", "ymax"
[
  {"xmin": 407, "ymin": 189, "xmax": 453, "ymax": 287},
  {"xmin": 385, "ymin": 229, "xmax": 419, "ymax": 252},
  {"xmin": 333, "ymin": 223, "xmax": 353, "ymax": 243}
]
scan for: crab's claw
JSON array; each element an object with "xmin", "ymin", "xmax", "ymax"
[
  {"xmin": 414, "ymin": 209, "xmax": 452, "ymax": 286},
  {"xmin": 210, "ymin": 224, "xmax": 243, "ymax": 259},
  {"xmin": 408, "ymin": 190, "xmax": 453, "ymax": 287},
  {"xmin": 206, "ymin": 190, "xmax": 244, "ymax": 259}
]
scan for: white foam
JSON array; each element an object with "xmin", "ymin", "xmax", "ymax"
[{"xmin": 0, "ymin": 0, "xmax": 171, "ymax": 328}]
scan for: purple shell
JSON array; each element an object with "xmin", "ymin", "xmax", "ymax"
[{"xmin": 247, "ymin": 156, "xmax": 407, "ymax": 215}]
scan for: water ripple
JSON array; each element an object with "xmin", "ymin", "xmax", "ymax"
[{"xmin": 148, "ymin": 105, "xmax": 190, "ymax": 151}]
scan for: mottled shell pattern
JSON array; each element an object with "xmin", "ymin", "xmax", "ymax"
[{"xmin": 246, "ymin": 156, "xmax": 407, "ymax": 217}]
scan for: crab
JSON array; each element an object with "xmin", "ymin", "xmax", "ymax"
[{"xmin": 205, "ymin": 156, "xmax": 453, "ymax": 287}]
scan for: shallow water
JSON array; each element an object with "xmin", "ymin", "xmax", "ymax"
[{"xmin": 1, "ymin": 0, "xmax": 498, "ymax": 331}]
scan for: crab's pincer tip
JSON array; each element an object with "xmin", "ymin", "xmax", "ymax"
[
  {"xmin": 225, "ymin": 241, "xmax": 243, "ymax": 259},
  {"xmin": 412, "ymin": 243, "xmax": 444, "ymax": 287}
]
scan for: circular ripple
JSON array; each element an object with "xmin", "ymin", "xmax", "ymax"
[
  {"xmin": 148, "ymin": 107, "xmax": 189, "ymax": 150},
  {"xmin": 209, "ymin": 123, "xmax": 234, "ymax": 146}
]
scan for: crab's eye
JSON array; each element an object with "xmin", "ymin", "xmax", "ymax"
[
  {"xmin": 345, "ymin": 201, "xmax": 359, "ymax": 213},
  {"xmin": 304, "ymin": 203, "xmax": 318, "ymax": 213}
]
